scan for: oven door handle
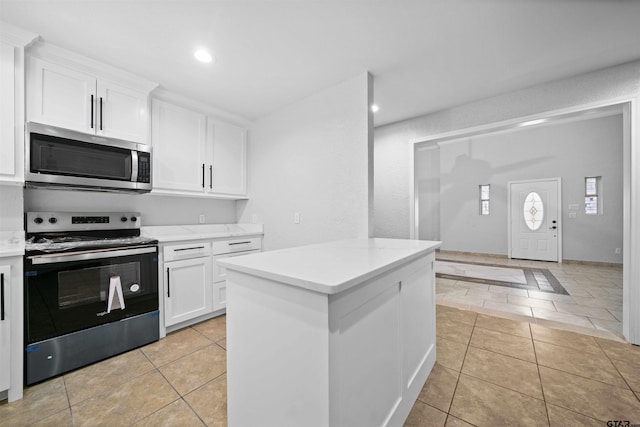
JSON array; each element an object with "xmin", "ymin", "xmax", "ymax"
[{"xmin": 28, "ymin": 246, "xmax": 157, "ymax": 265}]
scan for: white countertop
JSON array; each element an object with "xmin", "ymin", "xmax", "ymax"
[
  {"xmin": 0, "ymin": 231, "xmax": 25, "ymax": 257},
  {"xmin": 217, "ymin": 238, "xmax": 441, "ymax": 295},
  {"xmin": 141, "ymin": 223, "xmax": 263, "ymax": 243}
]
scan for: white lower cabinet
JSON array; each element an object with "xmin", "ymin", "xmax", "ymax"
[
  {"xmin": 212, "ymin": 238, "xmax": 262, "ymax": 312},
  {"xmin": 0, "ymin": 265, "xmax": 10, "ymax": 393},
  {"xmin": 163, "ymin": 244, "xmax": 213, "ymax": 327},
  {"xmin": 160, "ymin": 236, "xmax": 262, "ymax": 331}
]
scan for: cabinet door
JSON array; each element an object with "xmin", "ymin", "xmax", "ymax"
[
  {"xmin": 27, "ymin": 57, "xmax": 95, "ymax": 133},
  {"xmin": 97, "ymin": 79, "xmax": 148, "ymax": 143},
  {"xmin": 208, "ymin": 119, "xmax": 247, "ymax": 195},
  {"xmin": 0, "ymin": 42, "xmax": 15, "ymax": 179},
  {"xmin": 213, "ymin": 281, "xmax": 226, "ymax": 312},
  {"xmin": 152, "ymin": 99, "xmax": 208, "ymax": 193},
  {"xmin": 0, "ymin": 265, "xmax": 11, "ymax": 392},
  {"xmin": 164, "ymin": 257, "xmax": 212, "ymax": 327},
  {"xmin": 400, "ymin": 256, "xmax": 435, "ymax": 391}
]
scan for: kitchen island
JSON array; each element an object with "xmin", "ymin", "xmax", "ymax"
[{"xmin": 218, "ymin": 238, "xmax": 441, "ymax": 427}]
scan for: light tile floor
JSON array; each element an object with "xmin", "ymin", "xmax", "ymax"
[
  {"xmin": 435, "ymin": 251, "xmax": 624, "ymax": 339},
  {"xmin": 3, "ymin": 307, "xmax": 640, "ymax": 426}
]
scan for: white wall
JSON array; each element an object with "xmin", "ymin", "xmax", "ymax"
[
  {"xmin": 374, "ymin": 60, "xmax": 640, "ymax": 240},
  {"xmin": 237, "ymin": 73, "xmax": 372, "ymax": 251},
  {"xmin": 24, "ymin": 189, "xmax": 236, "ymax": 226},
  {"xmin": 0, "ymin": 185, "xmax": 23, "ymax": 232},
  {"xmin": 434, "ymin": 114, "xmax": 623, "ymax": 263}
]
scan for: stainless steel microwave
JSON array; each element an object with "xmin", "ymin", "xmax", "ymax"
[{"xmin": 25, "ymin": 122, "xmax": 152, "ymax": 193}]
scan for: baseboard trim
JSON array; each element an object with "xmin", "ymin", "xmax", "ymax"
[{"xmin": 437, "ymin": 250, "xmax": 622, "ymax": 268}]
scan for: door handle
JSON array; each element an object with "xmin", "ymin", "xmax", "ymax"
[{"xmin": 202, "ymin": 164, "xmax": 205, "ymax": 188}]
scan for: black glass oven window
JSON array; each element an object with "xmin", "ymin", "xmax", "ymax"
[
  {"xmin": 58, "ymin": 262, "xmax": 141, "ymax": 309},
  {"xmin": 31, "ymin": 133, "xmax": 132, "ymax": 181}
]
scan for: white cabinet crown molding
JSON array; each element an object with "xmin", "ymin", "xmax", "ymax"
[
  {"xmin": 152, "ymin": 87, "xmax": 252, "ymax": 128},
  {"xmin": 27, "ymin": 41, "xmax": 157, "ymax": 93},
  {"xmin": 0, "ymin": 21, "xmax": 38, "ymax": 47}
]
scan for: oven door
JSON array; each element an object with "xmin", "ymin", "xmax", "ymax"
[{"xmin": 24, "ymin": 246, "xmax": 158, "ymax": 345}]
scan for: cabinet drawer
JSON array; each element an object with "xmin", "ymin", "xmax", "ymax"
[
  {"xmin": 211, "ymin": 237, "xmax": 261, "ymax": 255},
  {"xmin": 163, "ymin": 242, "xmax": 212, "ymax": 261},
  {"xmin": 213, "ymin": 250, "xmax": 260, "ymax": 283}
]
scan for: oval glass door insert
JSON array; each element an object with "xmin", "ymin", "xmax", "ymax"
[{"xmin": 523, "ymin": 192, "xmax": 544, "ymax": 231}]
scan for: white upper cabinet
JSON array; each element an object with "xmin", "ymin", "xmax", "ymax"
[
  {"xmin": 152, "ymin": 99, "xmax": 208, "ymax": 193},
  {"xmin": 0, "ymin": 42, "xmax": 16, "ymax": 181},
  {"xmin": 27, "ymin": 58, "xmax": 95, "ymax": 133},
  {"xmin": 0, "ymin": 24, "xmax": 37, "ymax": 184},
  {"xmin": 208, "ymin": 118, "xmax": 247, "ymax": 196},
  {"xmin": 26, "ymin": 43, "xmax": 156, "ymax": 144},
  {"xmin": 97, "ymin": 79, "xmax": 149, "ymax": 143},
  {"xmin": 151, "ymin": 96, "xmax": 248, "ymax": 198}
]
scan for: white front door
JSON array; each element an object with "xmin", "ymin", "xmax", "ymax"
[{"xmin": 509, "ymin": 179, "xmax": 560, "ymax": 262}]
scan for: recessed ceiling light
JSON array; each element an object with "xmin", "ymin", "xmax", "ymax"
[
  {"xmin": 194, "ymin": 48, "xmax": 214, "ymax": 64},
  {"xmin": 371, "ymin": 104, "xmax": 379, "ymax": 113}
]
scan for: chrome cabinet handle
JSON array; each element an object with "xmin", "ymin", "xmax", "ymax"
[
  {"xmin": 209, "ymin": 165, "xmax": 213, "ymax": 189},
  {"xmin": 228, "ymin": 241, "xmax": 251, "ymax": 246},
  {"xmin": 100, "ymin": 97, "xmax": 103, "ymax": 130},
  {"xmin": 202, "ymin": 164, "xmax": 205, "ymax": 188}
]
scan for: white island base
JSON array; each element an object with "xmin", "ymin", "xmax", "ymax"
[{"xmin": 218, "ymin": 238, "xmax": 441, "ymax": 427}]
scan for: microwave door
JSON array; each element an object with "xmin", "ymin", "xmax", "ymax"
[{"xmin": 25, "ymin": 123, "xmax": 151, "ymax": 192}]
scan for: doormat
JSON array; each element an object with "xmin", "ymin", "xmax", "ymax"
[{"xmin": 436, "ymin": 259, "xmax": 569, "ymax": 295}]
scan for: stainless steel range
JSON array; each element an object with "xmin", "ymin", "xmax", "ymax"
[{"xmin": 24, "ymin": 211, "xmax": 159, "ymax": 385}]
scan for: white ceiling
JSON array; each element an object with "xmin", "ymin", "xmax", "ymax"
[{"xmin": 1, "ymin": 0, "xmax": 640, "ymax": 127}]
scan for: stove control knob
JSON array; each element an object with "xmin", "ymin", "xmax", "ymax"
[
  {"xmin": 130, "ymin": 216, "xmax": 138, "ymax": 222},
  {"xmin": 48, "ymin": 217, "xmax": 58, "ymax": 224},
  {"xmin": 121, "ymin": 217, "xmax": 128, "ymax": 222},
  {"xmin": 34, "ymin": 217, "xmax": 44, "ymax": 224}
]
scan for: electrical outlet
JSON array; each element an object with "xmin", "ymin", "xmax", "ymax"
[
  {"xmin": 294, "ymin": 212, "xmax": 300, "ymax": 224},
  {"xmin": 199, "ymin": 214, "xmax": 205, "ymax": 224},
  {"xmin": 615, "ymin": 248, "xmax": 622, "ymax": 254},
  {"xmin": 568, "ymin": 212, "xmax": 577, "ymax": 219},
  {"xmin": 251, "ymin": 214, "xmax": 258, "ymax": 224}
]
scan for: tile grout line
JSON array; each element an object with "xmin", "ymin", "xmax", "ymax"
[
  {"xmin": 592, "ymin": 337, "xmax": 640, "ymax": 403},
  {"xmin": 445, "ymin": 313, "xmax": 478, "ymax": 425},
  {"xmin": 530, "ymin": 323, "xmax": 552, "ymax": 427}
]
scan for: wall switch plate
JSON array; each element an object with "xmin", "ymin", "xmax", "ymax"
[
  {"xmin": 615, "ymin": 248, "xmax": 622, "ymax": 254},
  {"xmin": 568, "ymin": 212, "xmax": 577, "ymax": 219},
  {"xmin": 199, "ymin": 214, "xmax": 205, "ymax": 224},
  {"xmin": 294, "ymin": 212, "xmax": 300, "ymax": 224},
  {"xmin": 568, "ymin": 204, "xmax": 579, "ymax": 211},
  {"xmin": 251, "ymin": 214, "xmax": 258, "ymax": 224}
]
